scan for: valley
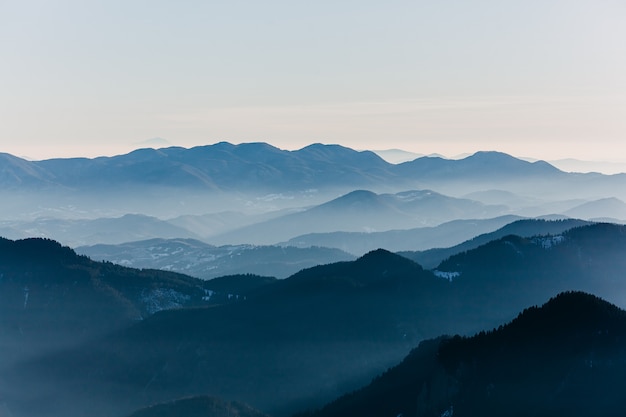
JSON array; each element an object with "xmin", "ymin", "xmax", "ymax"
[{"xmin": 1, "ymin": 143, "xmax": 626, "ymax": 417}]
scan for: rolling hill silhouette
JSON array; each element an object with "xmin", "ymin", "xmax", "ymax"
[{"xmin": 304, "ymin": 291, "xmax": 626, "ymax": 417}]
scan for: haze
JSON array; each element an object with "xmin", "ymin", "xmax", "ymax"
[
  {"xmin": 2, "ymin": 0, "xmax": 625, "ymax": 164},
  {"xmin": 4, "ymin": 2, "xmax": 626, "ymax": 416}
]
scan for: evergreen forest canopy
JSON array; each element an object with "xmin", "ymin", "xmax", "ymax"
[{"xmin": 1, "ymin": 222, "xmax": 626, "ymax": 416}]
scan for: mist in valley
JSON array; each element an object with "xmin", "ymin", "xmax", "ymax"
[
  {"xmin": 4, "ymin": 0, "xmax": 626, "ymax": 412},
  {"xmin": 1, "ymin": 143, "xmax": 626, "ymax": 417},
  {"xmin": 2, "ymin": 146, "xmax": 625, "ymax": 251}
]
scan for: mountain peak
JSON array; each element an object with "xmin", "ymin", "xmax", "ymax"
[
  {"xmin": 296, "ymin": 143, "xmax": 355, "ymax": 158},
  {"xmin": 0, "ymin": 237, "xmax": 78, "ymax": 265},
  {"xmin": 355, "ymin": 248, "xmax": 423, "ymax": 271},
  {"xmin": 314, "ymin": 189, "xmax": 385, "ymax": 212},
  {"xmin": 465, "ymin": 151, "xmax": 561, "ymax": 173},
  {"xmin": 299, "ymin": 142, "xmax": 355, "ymax": 152},
  {"xmin": 336, "ymin": 189, "xmax": 379, "ymax": 201},
  {"xmin": 512, "ymin": 291, "xmax": 625, "ymax": 331},
  {"xmin": 357, "ymin": 247, "xmax": 400, "ymax": 261},
  {"xmin": 470, "ymin": 150, "xmax": 516, "ymax": 159}
]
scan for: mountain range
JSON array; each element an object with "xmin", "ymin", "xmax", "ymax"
[
  {"xmin": 0, "ymin": 143, "xmax": 393, "ymax": 191},
  {"xmin": 283, "ymin": 215, "xmax": 523, "ymax": 255},
  {"xmin": 0, "ymin": 237, "xmax": 261, "ymax": 368},
  {"xmin": 0, "ymin": 214, "xmax": 200, "ymax": 247},
  {"xmin": 1, "ymin": 193, "xmax": 622, "ymax": 249},
  {"xmin": 74, "ymin": 218, "xmax": 590, "ymax": 280},
  {"xmin": 2, "ymin": 142, "xmax": 626, "ymax": 417},
  {"xmin": 400, "ymin": 217, "xmax": 591, "ymax": 269},
  {"xmin": 3, "ymin": 223, "xmax": 626, "ymax": 417},
  {"xmin": 210, "ymin": 189, "xmax": 510, "ymax": 245},
  {"xmin": 2, "ymin": 143, "xmax": 625, "ymax": 222},
  {"xmin": 77, "ymin": 238, "xmax": 355, "ymax": 279},
  {"xmin": 302, "ymin": 291, "xmax": 626, "ymax": 417},
  {"xmin": 563, "ymin": 197, "xmax": 626, "ymax": 221}
]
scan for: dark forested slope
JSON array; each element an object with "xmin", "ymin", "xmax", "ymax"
[
  {"xmin": 304, "ymin": 291, "xmax": 626, "ymax": 417},
  {"xmin": 4, "ymin": 224, "xmax": 626, "ymax": 417}
]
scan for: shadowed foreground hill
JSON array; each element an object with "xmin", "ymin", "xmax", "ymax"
[
  {"xmin": 0, "ymin": 237, "xmax": 257, "ymax": 366},
  {"xmin": 4, "ymin": 224, "xmax": 626, "ymax": 417},
  {"xmin": 3, "ymin": 250, "xmax": 451, "ymax": 417},
  {"xmin": 127, "ymin": 396, "xmax": 270, "ymax": 417},
  {"xmin": 303, "ymin": 291, "xmax": 626, "ymax": 417}
]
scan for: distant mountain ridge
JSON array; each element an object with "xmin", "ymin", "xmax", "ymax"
[
  {"xmin": 1, "ymin": 143, "xmax": 393, "ymax": 191},
  {"xmin": 6, "ymin": 223, "xmax": 626, "ymax": 417},
  {"xmin": 211, "ymin": 189, "xmax": 510, "ymax": 244},
  {"xmin": 1, "ymin": 191, "xmax": 617, "ymax": 250},
  {"xmin": 3, "ymin": 142, "xmax": 625, "ymax": 223},
  {"xmin": 0, "ymin": 143, "xmax": 616, "ymax": 195},
  {"xmin": 284, "ymin": 215, "xmax": 523, "ymax": 255},
  {"xmin": 564, "ymin": 197, "xmax": 626, "ymax": 220},
  {"xmin": 0, "ymin": 153, "xmax": 56, "ymax": 187},
  {"xmin": 77, "ymin": 238, "xmax": 355, "ymax": 279},
  {"xmin": 0, "ymin": 189, "xmax": 511, "ymax": 247},
  {"xmin": 400, "ymin": 218, "xmax": 592, "ymax": 269},
  {"xmin": 396, "ymin": 150, "xmax": 561, "ymax": 180},
  {"xmin": 0, "ymin": 214, "xmax": 201, "ymax": 247}
]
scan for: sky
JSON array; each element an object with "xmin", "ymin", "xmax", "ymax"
[{"xmin": 1, "ymin": 0, "xmax": 625, "ymax": 164}]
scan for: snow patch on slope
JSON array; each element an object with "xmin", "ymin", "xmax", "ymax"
[
  {"xmin": 433, "ymin": 270, "xmax": 460, "ymax": 282},
  {"xmin": 140, "ymin": 288, "xmax": 191, "ymax": 315},
  {"xmin": 532, "ymin": 235, "xmax": 565, "ymax": 249},
  {"xmin": 202, "ymin": 289, "xmax": 215, "ymax": 301}
]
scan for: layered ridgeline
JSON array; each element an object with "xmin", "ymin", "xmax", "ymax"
[
  {"xmin": 3, "ymin": 223, "xmax": 626, "ymax": 417},
  {"xmin": 0, "ymin": 145, "xmax": 567, "ymax": 192},
  {"xmin": 209, "ymin": 189, "xmax": 510, "ymax": 245},
  {"xmin": 430, "ymin": 222, "xmax": 626, "ymax": 323},
  {"xmin": 2, "ymin": 143, "xmax": 625, "ymax": 223},
  {"xmin": 76, "ymin": 218, "xmax": 588, "ymax": 281},
  {"xmin": 281, "ymin": 215, "xmax": 521, "ymax": 255},
  {"xmin": 76, "ymin": 239, "xmax": 355, "ymax": 279},
  {"xmin": 400, "ymin": 217, "xmax": 592, "ymax": 269},
  {"xmin": 1, "ymin": 192, "xmax": 619, "ymax": 249},
  {"xmin": 302, "ymin": 292, "xmax": 626, "ymax": 417},
  {"xmin": 3, "ymin": 249, "xmax": 444, "ymax": 417},
  {"xmin": 0, "ymin": 237, "xmax": 272, "ymax": 366},
  {"xmin": 0, "ymin": 189, "xmax": 514, "ymax": 247},
  {"xmin": 0, "ymin": 214, "xmax": 202, "ymax": 247}
]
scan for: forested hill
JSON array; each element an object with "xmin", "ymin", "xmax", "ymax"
[
  {"xmin": 4, "ymin": 223, "xmax": 626, "ymax": 417},
  {"xmin": 304, "ymin": 291, "xmax": 626, "ymax": 417},
  {"xmin": 0, "ymin": 237, "xmax": 264, "ymax": 364}
]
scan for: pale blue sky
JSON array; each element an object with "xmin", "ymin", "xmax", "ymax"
[{"xmin": 1, "ymin": 0, "xmax": 625, "ymax": 162}]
